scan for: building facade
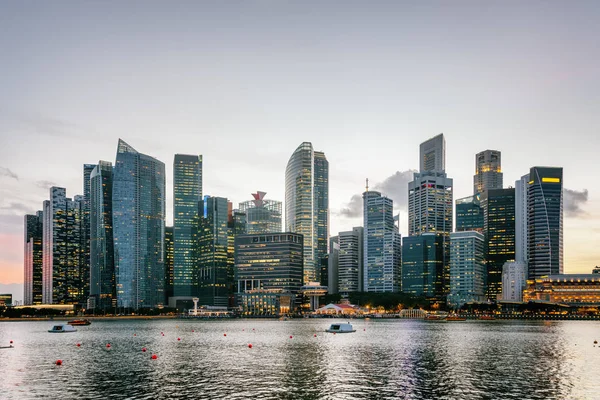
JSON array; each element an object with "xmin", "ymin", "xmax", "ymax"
[
  {"xmin": 89, "ymin": 161, "xmax": 115, "ymax": 311},
  {"xmin": 238, "ymin": 191, "xmax": 282, "ymax": 234},
  {"xmin": 337, "ymin": 227, "xmax": 364, "ymax": 295},
  {"xmin": 402, "ymin": 233, "xmax": 444, "ymax": 299},
  {"xmin": 234, "ymin": 233, "xmax": 304, "ymax": 315},
  {"xmin": 82, "ymin": 164, "xmax": 96, "ymax": 305},
  {"xmin": 285, "ymin": 142, "xmax": 329, "ymax": 285},
  {"xmin": 501, "ymin": 261, "xmax": 527, "ymax": 302},
  {"xmin": 523, "ymin": 274, "xmax": 600, "ymax": 305},
  {"xmin": 24, "ymin": 212, "xmax": 43, "ymax": 305},
  {"xmin": 448, "ymin": 231, "xmax": 486, "ymax": 307},
  {"xmin": 473, "ymin": 150, "xmax": 502, "ymax": 195},
  {"xmin": 363, "ymin": 191, "xmax": 401, "ymax": 292},
  {"xmin": 419, "ymin": 133, "xmax": 445, "ymax": 173},
  {"xmin": 515, "ymin": 174, "xmax": 530, "ymax": 265},
  {"xmin": 455, "ymin": 194, "xmax": 484, "ymax": 233},
  {"xmin": 173, "ymin": 154, "xmax": 202, "ymax": 299},
  {"xmin": 164, "ymin": 226, "xmax": 174, "ymax": 304},
  {"xmin": 113, "ymin": 139, "xmax": 166, "ymax": 309},
  {"xmin": 528, "ymin": 167, "xmax": 563, "ymax": 279}
]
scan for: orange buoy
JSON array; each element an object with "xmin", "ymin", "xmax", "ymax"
[
  {"xmin": 142, "ymin": 347, "xmax": 147, "ymax": 352},
  {"xmin": 55, "ymin": 360, "xmax": 62, "ymax": 366},
  {"xmin": 151, "ymin": 354, "xmax": 157, "ymax": 360},
  {"xmin": 248, "ymin": 343, "xmax": 253, "ymax": 348}
]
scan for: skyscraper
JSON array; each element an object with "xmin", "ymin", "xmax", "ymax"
[
  {"xmin": 164, "ymin": 226, "xmax": 174, "ymax": 305},
  {"xmin": 327, "ymin": 236, "xmax": 339, "ymax": 294},
  {"xmin": 89, "ymin": 161, "xmax": 115, "ymax": 311},
  {"xmin": 408, "ymin": 134, "xmax": 453, "ymax": 301},
  {"xmin": 363, "ymin": 190, "xmax": 401, "ymax": 292},
  {"xmin": 528, "ymin": 167, "xmax": 563, "ymax": 278},
  {"xmin": 113, "ymin": 139, "xmax": 165, "ymax": 309},
  {"xmin": 197, "ymin": 196, "xmax": 231, "ymax": 307},
  {"xmin": 337, "ymin": 227, "xmax": 364, "ymax": 295},
  {"xmin": 473, "ymin": 150, "xmax": 502, "ymax": 195},
  {"xmin": 239, "ymin": 191, "xmax": 282, "ymax": 234},
  {"xmin": 501, "ymin": 261, "xmax": 527, "ymax": 301},
  {"xmin": 42, "ymin": 187, "xmax": 84, "ymax": 304},
  {"xmin": 82, "ymin": 164, "xmax": 96, "ymax": 304},
  {"xmin": 173, "ymin": 154, "xmax": 202, "ymax": 299},
  {"xmin": 401, "ymin": 233, "xmax": 444, "ymax": 298},
  {"xmin": 449, "ymin": 231, "xmax": 486, "ymax": 307},
  {"xmin": 24, "ymin": 212, "xmax": 43, "ymax": 305},
  {"xmin": 481, "ymin": 188, "xmax": 516, "ymax": 300},
  {"xmin": 515, "ymin": 174, "xmax": 530, "ymax": 265},
  {"xmin": 455, "ymin": 195, "xmax": 484, "ymax": 233},
  {"xmin": 285, "ymin": 142, "xmax": 329, "ymax": 285}
]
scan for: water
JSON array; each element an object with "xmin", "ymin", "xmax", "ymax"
[{"xmin": 1, "ymin": 319, "xmax": 600, "ymax": 399}]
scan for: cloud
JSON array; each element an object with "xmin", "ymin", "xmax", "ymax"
[
  {"xmin": 338, "ymin": 194, "xmax": 363, "ymax": 218},
  {"xmin": 0, "ymin": 202, "xmax": 35, "ymax": 214},
  {"xmin": 0, "ymin": 166, "xmax": 18, "ymax": 180},
  {"xmin": 338, "ymin": 170, "xmax": 417, "ymax": 218},
  {"xmin": 564, "ymin": 188, "xmax": 588, "ymax": 218},
  {"xmin": 36, "ymin": 180, "xmax": 57, "ymax": 190}
]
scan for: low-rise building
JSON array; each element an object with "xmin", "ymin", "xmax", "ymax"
[{"xmin": 523, "ymin": 274, "xmax": 600, "ymax": 306}]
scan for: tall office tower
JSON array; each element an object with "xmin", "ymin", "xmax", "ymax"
[
  {"xmin": 235, "ymin": 233, "xmax": 304, "ymax": 315},
  {"xmin": 363, "ymin": 190, "xmax": 401, "ymax": 292},
  {"xmin": 173, "ymin": 154, "xmax": 202, "ymax": 300},
  {"xmin": 164, "ymin": 226, "xmax": 174, "ymax": 305},
  {"xmin": 285, "ymin": 142, "xmax": 329, "ymax": 285},
  {"xmin": 82, "ymin": 164, "xmax": 96, "ymax": 304},
  {"xmin": 420, "ymin": 133, "xmax": 445, "ymax": 173},
  {"xmin": 481, "ymin": 188, "xmax": 516, "ymax": 300},
  {"xmin": 401, "ymin": 233, "xmax": 444, "ymax": 298},
  {"xmin": 528, "ymin": 167, "xmax": 563, "ymax": 278},
  {"xmin": 198, "ymin": 196, "xmax": 230, "ymax": 307},
  {"xmin": 455, "ymin": 195, "xmax": 484, "ymax": 232},
  {"xmin": 89, "ymin": 161, "xmax": 115, "ymax": 311},
  {"xmin": 473, "ymin": 150, "xmax": 502, "ymax": 195},
  {"xmin": 501, "ymin": 261, "xmax": 527, "ymax": 301},
  {"xmin": 337, "ymin": 227, "xmax": 364, "ymax": 295},
  {"xmin": 113, "ymin": 139, "xmax": 165, "ymax": 309},
  {"xmin": 24, "ymin": 212, "xmax": 43, "ymax": 305},
  {"xmin": 239, "ymin": 191, "xmax": 282, "ymax": 234},
  {"xmin": 515, "ymin": 174, "xmax": 530, "ymax": 264},
  {"xmin": 328, "ymin": 236, "xmax": 339, "ymax": 294},
  {"xmin": 42, "ymin": 187, "xmax": 84, "ymax": 304},
  {"xmin": 448, "ymin": 231, "xmax": 486, "ymax": 307}
]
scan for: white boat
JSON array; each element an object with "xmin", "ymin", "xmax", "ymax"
[
  {"xmin": 326, "ymin": 323, "xmax": 356, "ymax": 333},
  {"xmin": 48, "ymin": 324, "xmax": 77, "ymax": 333}
]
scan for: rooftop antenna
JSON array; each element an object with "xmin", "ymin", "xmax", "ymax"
[{"xmin": 365, "ymin": 178, "xmax": 369, "ymax": 192}]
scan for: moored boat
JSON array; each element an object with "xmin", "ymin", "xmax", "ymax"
[
  {"xmin": 326, "ymin": 323, "xmax": 356, "ymax": 333},
  {"xmin": 446, "ymin": 315, "xmax": 467, "ymax": 321},
  {"xmin": 68, "ymin": 319, "xmax": 91, "ymax": 326},
  {"xmin": 478, "ymin": 315, "xmax": 496, "ymax": 320},
  {"xmin": 48, "ymin": 324, "xmax": 77, "ymax": 333}
]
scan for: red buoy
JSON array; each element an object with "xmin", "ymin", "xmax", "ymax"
[
  {"xmin": 133, "ymin": 333, "xmax": 137, "ymax": 337},
  {"xmin": 289, "ymin": 335, "xmax": 293, "ymax": 339},
  {"xmin": 76, "ymin": 343, "xmax": 81, "ymax": 347},
  {"xmin": 10, "ymin": 340, "xmax": 13, "ymax": 344},
  {"xmin": 55, "ymin": 360, "xmax": 62, "ymax": 366},
  {"xmin": 248, "ymin": 343, "xmax": 253, "ymax": 348},
  {"xmin": 151, "ymin": 354, "xmax": 157, "ymax": 360},
  {"xmin": 314, "ymin": 334, "xmax": 317, "ymax": 337},
  {"xmin": 224, "ymin": 333, "xmax": 227, "ymax": 337},
  {"xmin": 106, "ymin": 343, "xmax": 111, "ymax": 348},
  {"xmin": 192, "ymin": 330, "xmax": 195, "ymax": 333},
  {"xmin": 177, "ymin": 338, "xmax": 181, "ymax": 341},
  {"xmin": 142, "ymin": 347, "xmax": 147, "ymax": 352}
]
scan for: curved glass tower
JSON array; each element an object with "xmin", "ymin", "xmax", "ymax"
[
  {"xmin": 285, "ymin": 142, "xmax": 328, "ymax": 284},
  {"xmin": 113, "ymin": 139, "xmax": 165, "ymax": 309}
]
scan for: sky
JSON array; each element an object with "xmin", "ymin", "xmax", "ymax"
[{"xmin": 1, "ymin": 1, "xmax": 600, "ymax": 301}]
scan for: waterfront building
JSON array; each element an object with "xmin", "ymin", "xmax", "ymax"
[
  {"xmin": 337, "ymin": 227, "xmax": 364, "ymax": 295},
  {"xmin": 402, "ymin": 233, "xmax": 444, "ymax": 299},
  {"xmin": 473, "ymin": 150, "xmax": 502, "ymax": 195},
  {"xmin": 515, "ymin": 174, "xmax": 530, "ymax": 265},
  {"xmin": 239, "ymin": 191, "xmax": 282, "ymax": 234},
  {"xmin": 198, "ymin": 196, "xmax": 231, "ymax": 307},
  {"xmin": 0, "ymin": 294, "xmax": 12, "ymax": 306},
  {"xmin": 481, "ymin": 188, "xmax": 516, "ymax": 301},
  {"xmin": 328, "ymin": 237, "xmax": 339, "ymax": 294},
  {"xmin": 113, "ymin": 139, "xmax": 165, "ymax": 309},
  {"xmin": 408, "ymin": 134, "xmax": 453, "ymax": 301},
  {"xmin": 42, "ymin": 187, "xmax": 85, "ymax": 305},
  {"xmin": 285, "ymin": 142, "xmax": 329, "ymax": 285},
  {"xmin": 523, "ymin": 274, "xmax": 600, "ymax": 305},
  {"xmin": 448, "ymin": 231, "xmax": 486, "ymax": 307},
  {"xmin": 173, "ymin": 154, "xmax": 202, "ymax": 300},
  {"xmin": 363, "ymin": 190, "xmax": 401, "ymax": 292},
  {"xmin": 528, "ymin": 167, "xmax": 563, "ymax": 279},
  {"xmin": 234, "ymin": 233, "xmax": 304, "ymax": 315},
  {"xmin": 89, "ymin": 161, "xmax": 115, "ymax": 311},
  {"xmin": 594, "ymin": 266, "xmax": 600, "ymax": 274},
  {"xmin": 24, "ymin": 212, "xmax": 43, "ymax": 305},
  {"xmin": 165, "ymin": 226, "xmax": 174, "ymax": 304},
  {"xmin": 455, "ymin": 194, "xmax": 483, "ymax": 233},
  {"xmin": 82, "ymin": 164, "xmax": 96, "ymax": 303},
  {"xmin": 501, "ymin": 261, "xmax": 527, "ymax": 302}
]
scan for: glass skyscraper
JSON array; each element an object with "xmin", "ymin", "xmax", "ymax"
[
  {"xmin": 24, "ymin": 211, "xmax": 43, "ymax": 305},
  {"xmin": 197, "ymin": 196, "xmax": 231, "ymax": 307},
  {"xmin": 90, "ymin": 161, "xmax": 115, "ymax": 311},
  {"xmin": 113, "ymin": 139, "xmax": 165, "ymax": 309},
  {"xmin": 528, "ymin": 167, "xmax": 563, "ymax": 278},
  {"xmin": 473, "ymin": 150, "xmax": 502, "ymax": 195},
  {"xmin": 173, "ymin": 154, "xmax": 202, "ymax": 299},
  {"xmin": 238, "ymin": 191, "xmax": 282, "ymax": 234},
  {"xmin": 455, "ymin": 194, "xmax": 484, "ymax": 233},
  {"xmin": 401, "ymin": 233, "xmax": 444, "ymax": 298},
  {"xmin": 82, "ymin": 163, "xmax": 96, "ymax": 304},
  {"xmin": 285, "ymin": 142, "xmax": 329, "ymax": 285},
  {"xmin": 164, "ymin": 226, "xmax": 174, "ymax": 304},
  {"xmin": 449, "ymin": 231, "xmax": 486, "ymax": 307},
  {"xmin": 363, "ymin": 191, "xmax": 401, "ymax": 292},
  {"xmin": 336, "ymin": 227, "xmax": 364, "ymax": 295}
]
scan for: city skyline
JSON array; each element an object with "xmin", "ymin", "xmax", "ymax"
[{"xmin": 2, "ymin": 2, "xmax": 600, "ymax": 300}]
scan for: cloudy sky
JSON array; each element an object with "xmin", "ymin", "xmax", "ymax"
[{"xmin": 1, "ymin": 1, "xmax": 599, "ymax": 300}]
